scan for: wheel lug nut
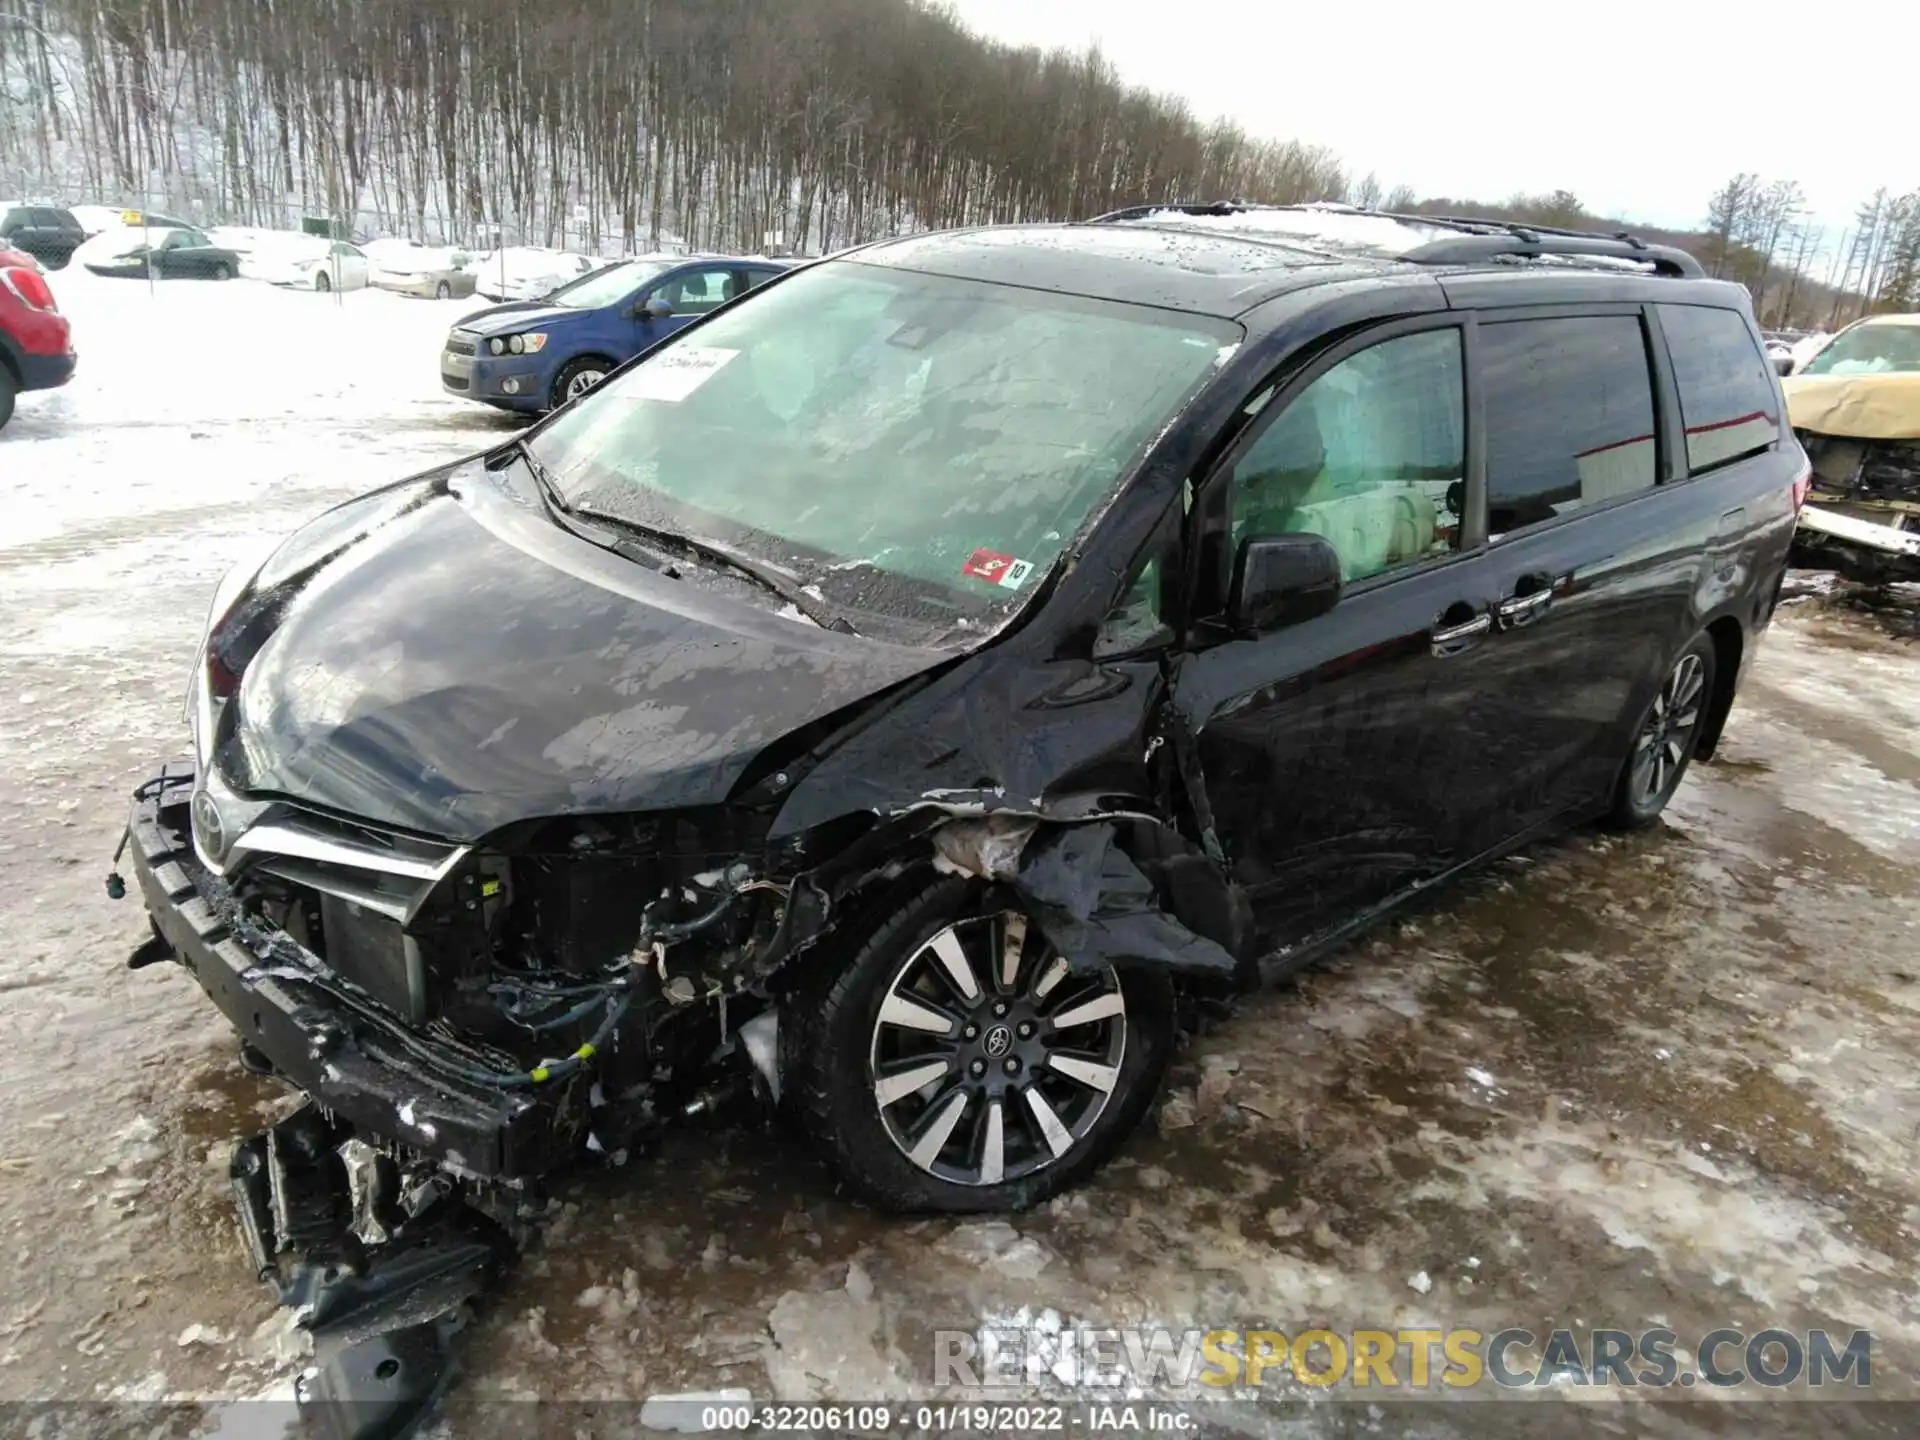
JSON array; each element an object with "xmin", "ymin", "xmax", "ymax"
[
  {"xmin": 1017, "ymin": 1022, "xmax": 1034, "ymax": 1039},
  {"xmin": 963, "ymin": 1024, "xmax": 978, "ymax": 1040},
  {"xmin": 1003, "ymin": 1058, "xmax": 1019, "ymax": 1075},
  {"xmin": 993, "ymin": 1001, "xmax": 1008, "ymax": 1017},
  {"xmin": 970, "ymin": 1059, "xmax": 986, "ymax": 1077}
]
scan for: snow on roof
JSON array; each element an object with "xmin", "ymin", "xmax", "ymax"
[{"xmin": 1127, "ymin": 205, "xmax": 1450, "ymax": 257}]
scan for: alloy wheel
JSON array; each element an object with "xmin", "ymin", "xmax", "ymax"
[
  {"xmin": 566, "ymin": 367, "xmax": 605, "ymax": 400},
  {"xmin": 1631, "ymin": 651, "xmax": 1706, "ymax": 805},
  {"xmin": 868, "ymin": 912, "xmax": 1127, "ymax": 1188}
]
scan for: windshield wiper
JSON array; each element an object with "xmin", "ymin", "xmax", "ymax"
[
  {"xmin": 511, "ymin": 441, "xmax": 857, "ymax": 633},
  {"xmin": 515, "ymin": 438, "xmax": 572, "ymax": 513},
  {"xmin": 572, "ymin": 502, "xmax": 860, "ymax": 635}
]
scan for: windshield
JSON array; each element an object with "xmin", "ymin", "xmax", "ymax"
[
  {"xmin": 524, "ymin": 260, "xmax": 1236, "ymax": 635},
  {"xmin": 550, "ymin": 258, "xmax": 673, "ymax": 309},
  {"xmin": 1800, "ymin": 322, "xmax": 1920, "ymax": 376}
]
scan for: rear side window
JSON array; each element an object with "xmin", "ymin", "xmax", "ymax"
[
  {"xmin": 1481, "ymin": 316, "xmax": 1657, "ymax": 537},
  {"xmin": 1657, "ymin": 304, "xmax": 1781, "ymax": 471}
]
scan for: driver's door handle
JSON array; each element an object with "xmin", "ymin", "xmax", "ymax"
[{"xmin": 1494, "ymin": 589, "xmax": 1554, "ymax": 627}]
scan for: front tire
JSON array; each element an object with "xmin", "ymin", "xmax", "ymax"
[
  {"xmin": 210, "ymin": 262, "xmax": 232, "ymax": 280},
  {"xmin": 783, "ymin": 876, "xmax": 1174, "ymax": 1213},
  {"xmin": 313, "ymin": 271, "xmax": 331, "ymax": 293},
  {"xmin": 548, "ymin": 356, "xmax": 610, "ymax": 410},
  {"xmin": 1607, "ymin": 631, "xmax": 1717, "ymax": 829},
  {"xmin": 435, "ymin": 280, "xmax": 452, "ymax": 300},
  {"xmin": 0, "ymin": 368, "xmax": 16, "ymax": 432}
]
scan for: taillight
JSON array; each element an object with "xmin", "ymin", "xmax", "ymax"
[
  {"xmin": 0, "ymin": 264, "xmax": 57, "ymax": 312},
  {"xmin": 1790, "ymin": 456, "xmax": 1812, "ymax": 511}
]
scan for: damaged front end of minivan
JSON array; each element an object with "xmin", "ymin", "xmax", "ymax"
[{"xmin": 106, "ymin": 459, "xmax": 1245, "ymax": 1438}]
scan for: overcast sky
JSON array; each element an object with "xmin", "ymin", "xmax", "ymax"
[{"xmin": 944, "ymin": 0, "xmax": 1918, "ymax": 234}]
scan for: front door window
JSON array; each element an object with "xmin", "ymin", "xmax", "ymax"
[{"xmin": 1229, "ymin": 328, "xmax": 1465, "ymax": 583}]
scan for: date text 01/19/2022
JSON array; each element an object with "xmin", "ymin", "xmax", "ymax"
[{"xmin": 692, "ymin": 1403, "xmax": 1195, "ymax": 1433}]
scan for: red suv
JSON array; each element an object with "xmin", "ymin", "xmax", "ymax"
[{"xmin": 0, "ymin": 245, "xmax": 74, "ymax": 432}]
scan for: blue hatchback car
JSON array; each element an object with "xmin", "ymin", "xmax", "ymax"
[{"xmin": 440, "ymin": 254, "xmax": 790, "ymax": 414}]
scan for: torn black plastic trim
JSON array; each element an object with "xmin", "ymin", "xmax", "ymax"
[
  {"xmin": 925, "ymin": 813, "xmax": 1244, "ymax": 979},
  {"xmin": 1005, "ymin": 821, "xmax": 1239, "ymax": 978}
]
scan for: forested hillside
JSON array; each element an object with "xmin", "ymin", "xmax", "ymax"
[
  {"xmin": 0, "ymin": 0, "xmax": 1354, "ymax": 251},
  {"xmin": 3, "ymin": 0, "xmax": 1910, "ymax": 330}
]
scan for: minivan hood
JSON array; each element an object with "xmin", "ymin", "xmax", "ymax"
[{"xmin": 216, "ymin": 462, "xmax": 945, "ymax": 841}]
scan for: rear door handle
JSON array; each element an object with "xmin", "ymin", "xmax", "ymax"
[{"xmin": 1429, "ymin": 611, "xmax": 1491, "ymax": 657}]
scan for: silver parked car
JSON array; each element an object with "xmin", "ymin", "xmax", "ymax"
[{"xmin": 369, "ymin": 243, "xmax": 477, "ymax": 300}]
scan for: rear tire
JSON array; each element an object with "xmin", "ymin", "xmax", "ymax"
[
  {"xmin": 0, "ymin": 368, "xmax": 15, "ymax": 432},
  {"xmin": 1606, "ymin": 631, "xmax": 1717, "ymax": 829},
  {"xmin": 435, "ymin": 280, "xmax": 452, "ymax": 300},
  {"xmin": 782, "ymin": 875, "xmax": 1174, "ymax": 1213}
]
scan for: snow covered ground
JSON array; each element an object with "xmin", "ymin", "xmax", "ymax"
[{"xmin": 6, "ymin": 267, "xmax": 517, "ymax": 554}]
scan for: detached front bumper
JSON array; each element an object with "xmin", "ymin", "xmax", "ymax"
[
  {"xmin": 123, "ymin": 762, "xmax": 560, "ymax": 1180},
  {"xmin": 1795, "ymin": 504, "xmax": 1920, "ymax": 581}
]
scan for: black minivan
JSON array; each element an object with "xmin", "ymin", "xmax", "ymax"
[{"xmin": 114, "ymin": 204, "xmax": 1804, "ymax": 1402}]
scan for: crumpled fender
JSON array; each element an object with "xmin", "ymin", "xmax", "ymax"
[{"xmin": 929, "ymin": 813, "xmax": 1248, "ymax": 979}]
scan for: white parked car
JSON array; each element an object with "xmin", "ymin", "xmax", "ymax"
[
  {"xmin": 242, "ymin": 235, "xmax": 371, "ymax": 292},
  {"xmin": 473, "ymin": 246, "xmax": 599, "ymax": 302}
]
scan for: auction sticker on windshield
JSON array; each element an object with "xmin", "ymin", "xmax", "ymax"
[
  {"xmin": 961, "ymin": 549, "xmax": 1035, "ymax": 589},
  {"xmin": 619, "ymin": 345, "xmax": 739, "ymax": 403}
]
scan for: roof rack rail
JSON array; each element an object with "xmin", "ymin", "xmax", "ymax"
[
  {"xmin": 1085, "ymin": 201, "xmax": 1706, "ymax": 278},
  {"xmin": 1086, "ymin": 202, "xmax": 1252, "ymax": 223},
  {"xmin": 1400, "ymin": 232, "xmax": 1704, "ymax": 278}
]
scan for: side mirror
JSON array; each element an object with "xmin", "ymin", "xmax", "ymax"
[
  {"xmin": 1771, "ymin": 352, "xmax": 1795, "ymax": 376},
  {"xmin": 1229, "ymin": 533, "xmax": 1342, "ymax": 634},
  {"xmin": 640, "ymin": 296, "xmax": 674, "ymax": 320}
]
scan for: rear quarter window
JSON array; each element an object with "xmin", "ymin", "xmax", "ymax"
[{"xmin": 1657, "ymin": 304, "xmax": 1780, "ymax": 472}]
